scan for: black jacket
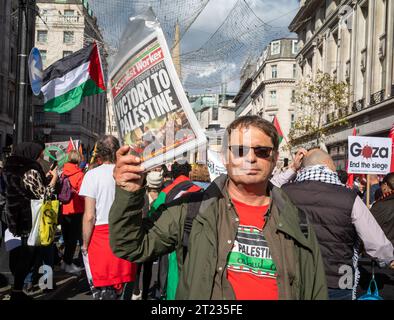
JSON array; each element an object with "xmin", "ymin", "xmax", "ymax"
[
  {"xmin": 370, "ymin": 193, "xmax": 394, "ymax": 247},
  {"xmin": 282, "ymin": 180, "xmax": 358, "ymax": 288},
  {"xmin": 3, "ymin": 156, "xmax": 44, "ymax": 237}
]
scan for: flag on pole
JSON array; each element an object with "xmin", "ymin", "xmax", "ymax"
[
  {"xmin": 41, "ymin": 42, "xmax": 106, "ymax": 114},
  {"xmin": 347, "ymin": 125, "xmax": 357, "ymax": 188},
  {"xmin": 272, "ymin": 116, "xmax": 284, "ymax": 144},
  {"xmin": 66, "ymin": 137, "xmax": 75, "ymax": 154},
  {"xmin": 90, "ymin": 142, "xmax": 97, "ymax": 165},
  {"xmin": 389, "ymin": 123, "xmax": 394, "ymax": 173},
  {"xmin": 78, "ymin": 143, "xmax": 85, "ymax": 162}
]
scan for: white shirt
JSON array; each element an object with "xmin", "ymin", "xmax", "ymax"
[{"xmin": 79, "ymin": 164, "xmax": 115, "ymax": 226}]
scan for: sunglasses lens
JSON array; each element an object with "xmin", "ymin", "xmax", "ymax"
[
  {"xmin": 230, "ymin": 146, "xmax": 249, "ymax": 158},
  {"xmin": 254, "ymin": 147, "xmax": 272, "ymax": 158}
]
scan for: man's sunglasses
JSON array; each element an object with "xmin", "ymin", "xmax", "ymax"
[{"xmin": 228, "ymin": 145, "xmax": 273, "ymax": 159}]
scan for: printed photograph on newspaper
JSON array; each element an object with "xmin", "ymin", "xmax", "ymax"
[{"xmin": 109, "ymin": 14, "xmax": 206, "ymax": 170}]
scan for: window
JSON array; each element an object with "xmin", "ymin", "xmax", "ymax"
[
  {"xmin": 293, "ymin": 64, "xmax": 297, "ymax": 78},
  {"xmin": 291, "ymin": 90, "xmax": 296, "ymax": 103},
  {"xmin": 270, "ymin": 40, "xmax": 281, "ymax": 55},
  {"xmin": 41, "ymin": 50, "xmax": 47, "ymax": 64},
  {"xmin": 35, "ymin": 112, "xmax": 44, "ymax": 124},
  {"xmin": 212, "ymin": 107, "xmax": 218, "ymax": 121},
  {"xmin": 292, "ymin": 40, "xmax": 299, "ymax": 55},
  {"xmin": 63, "ymin": 51, "xmax": 73, "ymax": 58},
  {"xmin": 63, "ymin": 9, "xmax": 79, "ymax": 22},
  {"xmin": 63, "ymin": 31, "xmax": 74, "ymax": 44},
  {"xmin": 64, "ymin": 10, "xmax": 74, "ymax": 16},
  {"xmin": 37, "ymin": 30, "xmax": 47, "ymax": 43},
  {"xmin": 60, "ymin": 112, "xmax": 71, "ymax": 123},
  {"xmin": 87, "ymin": 112, "xmax": 90, "ymax": 127},
  {"xmin": 291, "ymin": 113, "xmax": 295, "ymax": 128},
  {"xmin": 270, "ymin": 91, "xmax": 277, "ymax": 106},
  {"xmin": 82, "ymin": 109, "xmax": 85, "ymax": 124},
  {"xmin": 271, "ymin": 65, "xmax": 278, "ymax": 78}
]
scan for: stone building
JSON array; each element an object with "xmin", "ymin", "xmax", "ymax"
[
  {"xmin": 0, "ymin": 0, "xmax": 18, "ymax": 158},
  {"xmin": 234, "ymin": 38, "xmax": 298, "ymax": 158},
  {"xmin": 33, "ymin": 0, "xmax": 107, "ymax": 156},
  {"xmin": 289, "ymin": 0, "xmax": 394, "ymax": 169},
  {"xmin": 0, "ymin": 0, "xmax": 36, "ymax": 158}
]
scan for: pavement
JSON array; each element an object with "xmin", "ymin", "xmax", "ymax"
[
  {"xmin": 0, "ymin": 265, "xmax": 91, "ymax": 300},
  {"xmin": 0, "ymin": 259, "xmax": 160, "ymax": 300}
]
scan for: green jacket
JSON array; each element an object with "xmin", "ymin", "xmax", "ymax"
[{"xmin": 109, "ymin": 175, "xmax": 328, "ymax": 300}]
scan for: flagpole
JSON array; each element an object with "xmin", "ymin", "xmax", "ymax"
[{"xmin": 366, "ymin": 174, "xmax": 371, "ymax": 208}]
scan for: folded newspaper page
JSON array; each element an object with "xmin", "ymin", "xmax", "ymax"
[{"xmin": 109, "ymin": 9, "xmax": 206, "ymax": 170}]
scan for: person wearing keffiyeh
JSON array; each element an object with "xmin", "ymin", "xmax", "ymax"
[{"xmin": 282, "ymin": 149, "xmax": 394, "ymax": 300}]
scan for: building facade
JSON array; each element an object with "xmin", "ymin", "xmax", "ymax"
[
  {"xmin": 34, "ymin": 0, "xmax": 107, "ymax": 156},
  {"xmin": 289, "ymin": 0, "xmax": 394, "ymax": 169},
  {"xmin": 0, "ymin": 0, "xmax": 36, "ymax": 159},
  {"xmin": 188, "ymin": 92, "xmax": 236, "ymax": 161},
  {"xmin": 0, "ymin": 0, "xmax": 18, "ymax": 159},
  {"xmin": 234, "ymin": 38, "xmax": 298, "ymax": 158}
]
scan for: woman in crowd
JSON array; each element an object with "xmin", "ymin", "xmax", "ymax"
[
  {"xmin": 79, "ymin": 135, "xmax": 137, "ymax": 300},
  {"xmin": 3, "ymin": 142, "xmax": 58, "ymax": 300},
  {"xmin": 60, "ymin": 150, "xmax": 85, "ymax": 273}
]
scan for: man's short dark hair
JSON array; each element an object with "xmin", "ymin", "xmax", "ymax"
[
  {"xmin": 382, "ymin": 172, "xmax": 394, "ymax": 190},
  {"xmin": 336, "ymin": 169, "xmax": 348, "ymax": 185},
  {"xmin": 95, "ymin": 135, "xmax": 120, "ymax": 163},
  {"xmin": 171, "ymin": 161, "xmax": 191, "ymax": 179},
  {"xmin": 222, "ymin": 116, "xmax": 279, "ymax": 155}
]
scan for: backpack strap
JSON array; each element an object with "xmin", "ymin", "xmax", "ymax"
[{"xmin": 182, "ymin": 192, "xmax": 204, "ymax": 261}]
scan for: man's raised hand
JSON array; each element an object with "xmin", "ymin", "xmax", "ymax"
[{"xmin": 114, "ymin": 145, "xmax": 146, "ymax": 193}]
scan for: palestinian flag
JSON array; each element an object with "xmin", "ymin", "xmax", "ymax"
[
  {"xmin": 272, "ymin": 116, "xmax": 284, "ymax": 144},
  {"xmin": 42, "ymin": 42, "xmax": 106, "ymax": 113}
]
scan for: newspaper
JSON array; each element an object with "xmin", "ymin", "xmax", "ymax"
[{"xmin": 109, "ymin": 9, "xmax": 206, "ymax": 170}]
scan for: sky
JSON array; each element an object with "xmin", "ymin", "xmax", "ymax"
[
  {"xmin": 182, "ymin": 0, "xmax": 299, "ymax": 54},
  {"xmin": 180, "ymin": 0, "xmax": 300, "ymax": 94},
  {"xmin": 90, "ymin": 0, "xmax": 300, "ymax": 94}
]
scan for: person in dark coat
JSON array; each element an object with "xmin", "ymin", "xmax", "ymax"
[
  {"xmin": 358, "ymin": 173, "xmax": 394, "ymax": 299},
  {"xmin": 3, "ymin": 142, "xmax": 58, "ymax": 300}
]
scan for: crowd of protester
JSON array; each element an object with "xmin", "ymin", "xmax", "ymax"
[{"xmin": 0, "ymin": 115, "xmax": 393, "ymax": 300}]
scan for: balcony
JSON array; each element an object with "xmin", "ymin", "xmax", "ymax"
[
  {"xmin": 351, "ymin": 98, "xmax": 365, "ymax": 113},
  {"xmin": 37, "ymin": 15, "xmax": 82, "ymax": 26},
  {"xmin": 370, "ymin": 89, "xmax": 385, "ymax": 106}
]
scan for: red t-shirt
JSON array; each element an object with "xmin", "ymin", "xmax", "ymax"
[{"xmin": 226, "ymin": 198, "xmax": 279, "ymax": 300}]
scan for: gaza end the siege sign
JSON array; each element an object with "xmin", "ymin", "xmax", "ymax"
[{"xmin": 348, "ymin": 136, "xmax": 392, "ymax": 174}]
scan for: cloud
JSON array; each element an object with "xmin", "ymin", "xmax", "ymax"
[{"xmin": 90, "ymin": 0, "xmax": 299, "ymax": 93}]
